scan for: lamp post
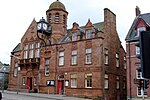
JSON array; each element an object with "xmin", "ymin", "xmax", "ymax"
[
  {"xmin": 17, "ymin": 66, "xmax": 20, "ymax": 94},
  {"xmin": 2, "ymin": 67, "xmax": 6, "ymax": 93},
  {"xmin": 36, "ymin": 17, "xmax": 52, "ymax": 93},
  {"xmin": 10, "ymin": 54, "xmax": 21, "ymax": 94}
]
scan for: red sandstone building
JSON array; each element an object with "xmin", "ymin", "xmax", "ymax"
[
  {"xmin": 8, "ymin": 0, "xmax": 126, "ymax": 99},
  {"xmin": 125, "ymin": 7, "xmax": 150, "ymax": 100}
]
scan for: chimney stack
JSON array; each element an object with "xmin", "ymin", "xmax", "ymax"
[{"xmin": 135, "ymin": 6, "xmax": 141, "ymax": 16}]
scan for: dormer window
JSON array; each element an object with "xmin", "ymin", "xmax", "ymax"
[
  {"xmin": 72, "ymin": 32, "xmax": 78, "ymax": 41},
  {"xmin": 55, "ymin": 13, "xmax": 59, "ymax": 23},
  {"xmin": 136, "ymin": 27, "xmax": 146, "ymax": 37},
  {"xmin": 86, "ymin": 29, "xmax": 92, "ymax": 39}
]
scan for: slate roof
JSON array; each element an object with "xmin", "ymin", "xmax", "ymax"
[
  {"xmin": 12, "ymin": 43, "xmax": 20, "ymax": 52},
  {"xmin": 61, "ymin": 22, "xmax": 104, "ymax": 43},
  {"xmin": 0, "ymin": 66, "xmax": 10, "ymax": 73},
  {"xmin": 0, "ymin": 61, "xmax": 3, "ymax": 69},
  {"xmin": 125, "ymin": 13, "xmax": 150, "ymax": 42},
  {"xmin": 12, "ymin": 22, "xmax": 104, "ymax": 52}
]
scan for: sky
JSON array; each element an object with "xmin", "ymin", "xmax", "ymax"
[{"xmin": 0, "ymin": 0, "xmax": 150, "ymax": 64}]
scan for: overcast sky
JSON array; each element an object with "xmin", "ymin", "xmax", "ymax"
[{"xmin": 0, "ymin": 0, "xmax": 150, "ymax": 64}]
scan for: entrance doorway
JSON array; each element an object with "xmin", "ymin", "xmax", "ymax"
[
  {"xmin": 27, "ymin": 77, "xmax": 32, "ymax": 90},
  {"xmin": 57, "ymin": 80, "xmax": 64, "ymax": 94}
]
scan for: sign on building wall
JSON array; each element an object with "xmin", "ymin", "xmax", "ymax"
[
  {"xmin": 65, "ymin": 80, "xmax": 69, "ymax": 86},
  {"xmin": 46, "ymin": 80, "xmax": 55, "ymax": 86}
]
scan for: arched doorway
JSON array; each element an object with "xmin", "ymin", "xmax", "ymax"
[
  {"xmin": 57, "ymin": 75, "xmax": 64, "ymax": 94},
  {"xmin": 26, "ymin": 71, "xmax": 33, "ymax": 90}
]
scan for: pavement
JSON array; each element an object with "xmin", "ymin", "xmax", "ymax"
[{"xmin": 2, "ymin": 90, "xmax": 92, "ymax": 100}]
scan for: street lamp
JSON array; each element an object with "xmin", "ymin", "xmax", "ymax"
[
  {"xmin": 16, "ymin": 66, "xmax": 20, "ymax": 94},
  {"xmin": 2, "ymin": 67, "xmax": 6, "ymax": 93},
  {"xmin": 10, "ymin": 55, "xmax": 21, "ymax": 94},
  {"xmin": 37, "ymin": 17, "xmax": 52, "ymax": 93}
]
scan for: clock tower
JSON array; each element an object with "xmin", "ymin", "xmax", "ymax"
[{"xmin": 46, "ymin": 0, "xmax": 68, "ymax": 44}]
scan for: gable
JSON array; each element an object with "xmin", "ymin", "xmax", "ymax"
[
  {"xmin": 125, "ymin": 13, "xmax": 150, "ymax": 42},
  {"xmin": 21, "ymin": 19, "xmax": 37, "ymax": 43},
  {"xmin": 135, "ymin": 18, "xmax": 148, "ymax": 30},
  {"xmin": 85, "ymin": 19, "xmax": 93, "ymax": 28}
]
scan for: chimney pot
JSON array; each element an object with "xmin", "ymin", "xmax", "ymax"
[{"xmin": 136, "ymin": 6, "xmax": 141, "ymax": 16}]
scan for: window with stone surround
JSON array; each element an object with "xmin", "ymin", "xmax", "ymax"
[
  {"xmin": 104, "ymin": 48, "xmax": 108, "ymax": 65},
  {"xmin": 59, "ymin": 51, "xmax": 64, "ymax": 66},
  {"xmin": 24, "ymin": 44, "xmax": 28, "ymax": 59},
  {"xmin": 85, "ymin": 73, "xmax": 92, "ymax": 88},
  {"xmin": 71, "ymin": 73, "xmax": 77, "ymax": 88},
  {"xmin": 72, "ymin": 50, "xmax": 77, "ymax": 65},
  {"xmin": 85, "ymin": 48, "xmax": 92, "ymax": 64},
  {"xmin": 29, "ymin": 43, "xmax": 34, "ymax": 58},
  {"xmin": 35, "ymin": 42, "xmax": 40, "ymax": 58},
  {"xmin": 45, "ymin": 58, "xmax": 50, "ymax": 76},
  {"xmin": 116, "ymin": 53, "xmax": 119, "ymax": 68},
  {"xmin": 14, "ymin": 63, "xmax": 18, "ymax": 77},
  {"xmin": 104, "ymin": 74, "xmax": 109, "ymax": 89},
  {"xmin": 124, "ymin": 56, "xmax": 126, "ymax": 69}
]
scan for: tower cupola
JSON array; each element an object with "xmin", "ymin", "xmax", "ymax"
[
  {"xmin": 46, "ymin": 0, "xmax": 68, "ymax": 44},
  {"xmin": 48, "ymin": 0, "xmax": 66, "ymax": 11}
]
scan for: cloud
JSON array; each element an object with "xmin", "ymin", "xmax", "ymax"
[{"xmin": 1, "ymin": 0, "xmax": 150, "ymax": 63}]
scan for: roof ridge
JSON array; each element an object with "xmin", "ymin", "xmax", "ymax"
[
  {"xmin": 140, "ymin": 12, "xmax": 150, "ymax": 16},
  {"xmin": 67, "ymin": 22, "xmax": 104, "ymax": 30}
]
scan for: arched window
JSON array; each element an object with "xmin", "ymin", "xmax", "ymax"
[
  {"xmin": 49, "ymin": 13, "xmax": 52, "ymax": 23},
  {"xmin": 63, "ymin": 15, "xmax": 66, "ymax": 24},
  {"xmin": 55, "ymin": 13, "xmax": 59, "ymax": 23}
]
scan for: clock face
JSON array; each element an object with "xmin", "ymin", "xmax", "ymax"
[
  {"xmin": 37, "ymin": 23, "xmax": 41, "ymax": 30},
  {"xmin": 43, "ymin": 23, "xmax": 47, "ymax": 30}
]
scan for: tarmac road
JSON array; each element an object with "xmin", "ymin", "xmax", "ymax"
[
  {"xmin": 1, "ymin": 90, "xmax": 91, "ymax": 100},
  {"xmin": 2, "ymin": 93, "xmax": 52, "ymax": 100}
]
